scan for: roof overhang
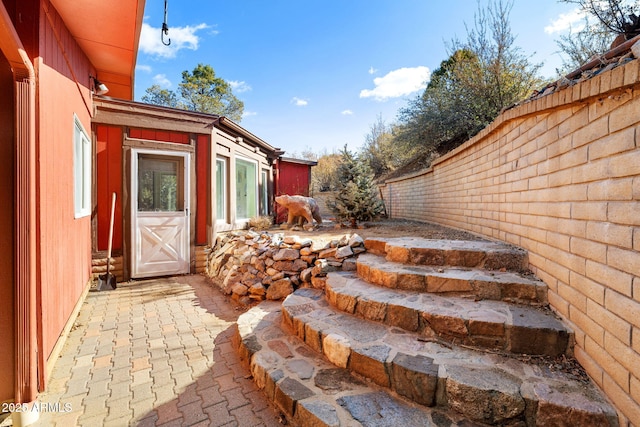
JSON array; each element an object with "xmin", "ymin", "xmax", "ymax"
[
  {"xmin": 93, "ymin": 97, "xmax": 283, "ymax": 157},
  {"xmin": 49, "ymin": 0, "xmax": 145, "ymax": 100},
  {"xmin": 278, "ymin": 157, "xmax": 318, "ymax": 166}
]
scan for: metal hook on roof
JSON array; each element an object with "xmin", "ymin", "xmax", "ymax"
[{"xmin": 161, "ymin": 0, "xmax": 171, "ymax": 46}]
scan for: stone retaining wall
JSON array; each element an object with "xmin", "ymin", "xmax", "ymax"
[
  {"xmin": 206, "ymin": 230, "xmax": 365, "ymax": 304},
  {"xmin": 378, "ymin": 57, "xmax": 640, "ymax": 424}
]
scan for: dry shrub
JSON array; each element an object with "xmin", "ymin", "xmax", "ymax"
[{"xmin": 248, "ymin": 215, "xmax": 273, "ymax": 230}]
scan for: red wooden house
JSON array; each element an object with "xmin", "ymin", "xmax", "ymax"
[
  {"xmin": 0, "ymin": 0, "xmax": 143, "ymax": 424},
  {"xmin": 93, "ymin": 97, "xmax": 282, "ymax": 280}
]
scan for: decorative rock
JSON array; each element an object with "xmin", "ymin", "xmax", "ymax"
[
  {"xmin": 231, "ymin": 283, "xmax": 249, "ymax": 296},
  {"xmin": 286, "ymin": 359, "xmax": 315, "ymax": 380},
  {"xmin": 342, "ymin": 258, "xmax": 357, "ymax": 271},
  {"xmin": 311, "ymin": 276, "xmax": 327, "ymax": 289},
  {"xmin": 300, "ymin": 267, "xmax": 314, "ymax": 283},
  {"xmin": 283, "ymin": 236, "xmax": 298, "ymax": 245},
  {"xmin": 335, "ymin": 245, "xmax": 353, "ymax": 259},
  {"xmin": 323, "ymin": 333, "xmax": 351, "ymax": 368},
  {"xmin": 301, "ymin": 255, "xmax": 316, "ymax": 264},
  {"xmin": 206, "ymin": 229, "xmax": 366, "ymax": 304},
  {"xmin": 318, "ymin": 248, "xmax": 337, "ymax": 259},
  {"xmin": 445, "ymin": 365, "xmax": 525, "ymax": 424},
  {"xmin": 249, "ymin": 282, "xmax": 266, "ymax": 297},
  {"xmin": 275, "ymin": 377, "xmax": 315, "ymax": 417},
  {"xmin": 297, "ymin": 400, "xmax": 340, "ymax": 427},
  {"xmin": 274, "ymin": 248, "xmax": 300, "ymax": 261},
  {"xmin": 391, "ymin": 353, "xmax": 438, "ymax": 406},
  {"xmin": 338, "ymin": 392, "xmax": 433, "ymax": 427},
  {"xmin": 266, "ymin": 278, "xmax": 294, "ymax": 300},
  {"xmin": 349, "ymin": 234, "xmax": 364, "ymax": 247},
  {"xmin": 314, "ymin": 368, "xmax": 364, "ymax": 391}
]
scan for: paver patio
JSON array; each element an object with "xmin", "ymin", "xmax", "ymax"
[{"xmin": 22, "ymin": 275, "xmax": 283, "ymax": 427}]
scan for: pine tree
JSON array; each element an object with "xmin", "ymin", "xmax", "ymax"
[{"xmin": 330, "ymin": 146, "xmax": 384, "ymax": 227}]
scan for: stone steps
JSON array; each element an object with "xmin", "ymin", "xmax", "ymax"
[
  {"xmin": 279, "ymin": 288, "xmax": 618, "ymax": 426},
  {"xmin": 235, "ymin": 300, "xmax": 480, "ymax": 427},
  {"xmin": 365, "ymin": 237, "xmax": 529, "ymax": 271},
  {"xmin": 325, "ymin": 272, "xmax": 570, "ymax": 357},
  {"xmin": 356, "ymin": 253, "xmax": 548, "ymax": 305}
]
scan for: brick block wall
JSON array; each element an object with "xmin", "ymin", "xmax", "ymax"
[{"xmin": 379, "ymin": 58, "xmax": 640, "ymax": 426}]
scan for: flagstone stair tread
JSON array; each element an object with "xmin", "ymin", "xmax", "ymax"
[
  {"xmin": 235, "ymin": 300, "xmax": 483, "ymax": 427},
  {"xmin": 356, "ymin": 252, "xmax": 547, "ymax": 305},
  {"xmin": 365, "ymin": 237, "xmax": 529, "ymax": 271},
  {"xmin": 326, "ymin": 271, "xmax": 570, "ymax": 357},
  {"xmin": 278, "ymin": 288, "xmax": 617, "ymax": 426}
]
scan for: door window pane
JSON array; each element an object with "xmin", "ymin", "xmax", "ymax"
[
  {"xmin": 236, "ymin": 158, "xmax": 257, "ymax": 219},
  {"xmin": 138, "ymin": 156, "xmax": 183, "ymax": 211}
]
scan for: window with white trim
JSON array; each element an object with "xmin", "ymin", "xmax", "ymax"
[
  {"xmin": 74, "ymin": 116, "xmax": 91, "ymax": 218},
  {"xmin": 216, "ymin": 157, "xmax": 227, "ymax": 222},
  {"xmin": 235, "ymin": 157, "xmax": 257, "ymax": 220}
]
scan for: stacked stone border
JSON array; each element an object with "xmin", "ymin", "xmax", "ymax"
[
  {"xmin": 378, "ymin": 57, "xmax": 640, "ymax": 424},
  {"xmin": 205, "ymin": 230, "xmax": 365, "ymax": 304}
]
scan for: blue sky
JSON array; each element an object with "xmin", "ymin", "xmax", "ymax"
[{"xmin": 135, "ymin": 1, "xmax": 586, "ymax": 157}]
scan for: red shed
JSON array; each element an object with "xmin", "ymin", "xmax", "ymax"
[{"xmin": 274, "ymin": 157, "xmax": 317, "ymax": 224}]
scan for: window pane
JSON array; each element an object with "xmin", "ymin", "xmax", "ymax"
[
  {"xmin": 261, "ymin": 170, "xmax": 269, "ymax": 215},
  {"xmin": 138, "ymin": 156, "xmax": 180, "ymax": 212},
  {"xmin": 74, "ymin": 117, "xmax": 91, "ymax": 218},
  {"xmin": 236, "ymin": 158, "xmax": 257, "ymax": 219},
  {"xmin": 216, "ymin": 159, "xmax": 226, "ymax": 221}
]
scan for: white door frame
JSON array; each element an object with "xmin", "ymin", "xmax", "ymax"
[{"xmin": 130, "ymin": 148, "xmax": 191, "ymax": 278}]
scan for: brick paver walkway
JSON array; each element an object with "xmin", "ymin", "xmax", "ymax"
[{"xmin": 32, "ymin": 275, "xmax": 283, "ymax": 427}]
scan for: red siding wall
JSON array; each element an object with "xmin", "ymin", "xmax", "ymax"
[
  {"xmin": 275, "ymin": 161, "xmax": 312, "ymax": 224},
  {"xmin": 129, "ymin": 128, "xmax": 190, "ymax": 144},
  {"xmin": 96, "ymin": 125, "xmax": 123, "ymax": 251},
  {"xmin": 0, "ymin": 51, "xmax": 16, "ymax": 402},
  {"xmin": 37, "ymin": 2, "xmax": 93, "ymax": 364},
  {"xmin": 95, "ymin": 127, "xmax": 210, "ymax": 249},
  {"xmin": 196, "ymin": 135, "xmax": 209, "ymax": 245}
]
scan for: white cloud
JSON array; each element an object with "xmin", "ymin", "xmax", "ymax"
[
  {"xmin": 242, "ymin": 110, "xmax": 257, "ymax": 118},
  {"xmin": 136, "ymin": 64, "xmax": 152, "ymax": 73},
  {"xmin": 341, "ymin": 109, "xmax": 354, "ymax": 115},
  {"xmin": 368, "ymin": 66, "xmax": 378, "ymax": 75},
  {"xmin": 139, "ymin": 22, "xmax": 209, "ymax": 59},
  {"xmin": 229, "ymin": 80, "xmax": 252, "ymax": 93},
  {"xmin": 360, "ymin": 66, "xmax": 430, "ymax": 101},
  {"xmin": 544, "ymin": 8, "xmax": 585, "ymax": 34},
  {"xmin": 153, "ymin": 74, "xmax": 172, "ymax": 88},
  {"xmin": 291, "ymin": 97, "xmax": 308, "ymax": 106}
]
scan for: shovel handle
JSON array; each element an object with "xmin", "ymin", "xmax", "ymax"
[{"xmin": 106, "ymin": 193, "xmax": 116, "ymax": 270}]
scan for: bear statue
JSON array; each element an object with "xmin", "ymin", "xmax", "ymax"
[{"xmin": 275, "ymin": 194, "xmax": 322, "ymax": 230}]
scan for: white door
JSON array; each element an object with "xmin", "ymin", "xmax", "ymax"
[{"xmin": 131, "ymin": 149, "xmax": 190, "ymax": 278}]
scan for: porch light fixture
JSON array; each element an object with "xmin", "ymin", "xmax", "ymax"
[{"xmin": 90, "ymin": 76, "xmax": 109, "ymax": 95}]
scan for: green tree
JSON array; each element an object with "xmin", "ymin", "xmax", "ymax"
[
  {"xmin": 397, "ymin": 0, "xmax": 543, "ymax": 154},
  {"xmin": 141, "ymin": 64, "xmax": 244, "ymax": 121},
  {"xmin": 141, "ymin": 84, "xmax": 179, "ymax": 108},
  {"xmin": 311, "ymin": 149, "xmax": 341, "ymax": 193},
  {"xmin": 179, "ymin": 64, "xmax": 244, "ymax": 120},
  {"xmin": 361, "ymin": 115, "xmax": 420, "ymax": 178},
  {"xmin": 329, "ymin": 146, "xmax": 384, "ymax": 227}
]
